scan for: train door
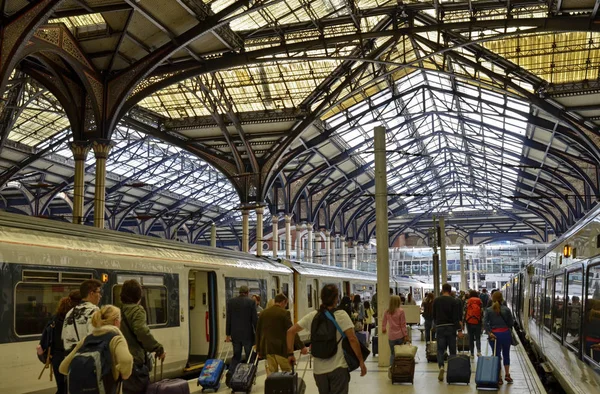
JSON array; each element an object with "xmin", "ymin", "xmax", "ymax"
[
  {"xmin": 271, "ymin": 276, "xmax": 281, "ymax": 299},
  {"xmin": 313, "ymin": 279, "xmax": 319, "ymax": 310},
  {"xmin": 343, "ymin": 281, "xmax": 350, "ymax": 297},
  {"xmin": 187, "ymin": 270, "xmax": 217, "ymax": 371}
]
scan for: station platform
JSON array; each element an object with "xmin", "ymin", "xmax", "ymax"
[{"xmin": 186, "ymin": 330, "xmax": 546, "ymax": 394}]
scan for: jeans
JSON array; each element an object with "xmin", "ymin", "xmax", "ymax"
[
  {"xmin": 230, "ymin": 339, "xmax": 253, "ymax": 374},
  {"xmin": 314, "ymin": 367, "xmax": 350, "ymax": 394},
  {"xmin": 436, "ymin": 325, "xmax": 456, "ymax": 368},
  {"xmin": 489, "ymin": 330, "xmax": 511, "ymax": 366},
  {"xmin": 51, "ymin": 351, "xmax": 66, "ymax": 394},
  {"xmin": 467, "ymin": 324, "xmax": 482, "ymax": 354},
  {"xmin": 388, "ymin": 338, "xmax": 405, "ymax": 366},
  {"xmin": 424, "ymin": 319, "xmax": 435, "ymax": 342}
]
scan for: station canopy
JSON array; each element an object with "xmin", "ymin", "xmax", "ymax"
[{"xmin": 2, "ymin": 0, "xmax": 600, "ymax": 246}]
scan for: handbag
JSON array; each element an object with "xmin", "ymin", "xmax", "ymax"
[
  {"xmin": 324, "ymin": 311, "xmax": 370, "ymax": 372},
  {"xmin": 498, "ymin": 311, "xmax": 518, "ymax": 346},
  {"xmin": 394, "ymin": 343, "xmax": 417, "ymax": 358}
]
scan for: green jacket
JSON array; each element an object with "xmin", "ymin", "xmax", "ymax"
[
  {"xmin": 120, "ymin": 303, "xmax": 164, "ymax": 366},
  {"xmin": 256, "ymin": 305, "xmax": 303, "ymax": 358}
]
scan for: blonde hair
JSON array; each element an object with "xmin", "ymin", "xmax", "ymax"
[
  {"xmin": 492, "ymin": 291, "xmax": 504, "ymax": 314},
  {"xmin": 387, "ymin": 295, "xmax": 401, "ymax": 315},
  {"xmin": 91, "ymin": 305, "xmax": 121, "ymax": 328},
  {"xmin": 266, "ymin": 299, "xmax": 275, "ymax": 309}
]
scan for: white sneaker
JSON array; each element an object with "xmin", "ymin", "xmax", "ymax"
[
  {"xmin": 477, "ymin": 352, "xmax": 482, "ymax": 357},
  {"xmin": 438, "ymin": 367, "xmax": 444, "ymax": 382}
]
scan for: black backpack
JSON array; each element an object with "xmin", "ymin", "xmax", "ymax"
[
  {"xmin": 68, "ymin": 331, "xmax": 119, "ymax": 394},
  {"xmin": 311, "ymin": 310, "xmax": 342, "ymax": 359},
  {"xmin": 38, "ymin": 317, "xmax": 56, "ymax": 364}
]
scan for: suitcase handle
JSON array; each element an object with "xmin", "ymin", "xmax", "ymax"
[{"xmin": 153, "ymin": 354, "xmax": 164, "ymax": 382}]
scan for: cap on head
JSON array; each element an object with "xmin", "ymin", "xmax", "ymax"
[{"xmin": 239, "ymin": 285, "xmax": 249, "ymax": 294}]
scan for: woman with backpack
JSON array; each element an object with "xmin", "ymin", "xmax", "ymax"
[
  {"xmin": 37, "ymin": 291, "xmax": 81, "ymax": 394},
  {"xmin": 464, "ymin": 290, "xmax": 483, "ymax": 358},
  {"xmin": 60, "ymin": 305, "xmax": 133, "ymax": 394},
  {"xmin": 381, "ymin": 295, "xmax": 409, "ymax": 366},
  {"xmin": 484, "ymin": 291, "xmax": 514, "ymax": 385}
]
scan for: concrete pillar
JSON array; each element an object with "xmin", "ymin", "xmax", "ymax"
[
  {"xmin": 325, "ymin": 230, "xmax": 331, "ymax": 265},
  {"xmin": 306, "ymin": 223, "xmax": 313, "ymax": 262},
  {"xmin": 474, "ymin": 259, "xmax": 479, "ymax": 290},
  {"xmin": 210, "ymin": 223, "xmax": 217, "ymax": 247},
  {"xmin": 352, "ymin": 241, "xmax": 358, "ymax": 270},
  {"xmin": 469, "ymin": 259, "xmax": 474, "ymax": 290},
  {"xmin": 70, "ymin": 142, "xmax": 90, "ymax": 225},
  {"xmin": 272, "ymin": 215, "xmax": 279, "ymax": 258},
  {"xmin": 92, "ymin": 140, "xmax": 113, "ymax": 229},
  {"xmin": 460, "ymin": 243, "xmax": 467, "ymax": 291},
  {"xmin": 295, "ymin": 224, "xmax": 303, "ymax": 260},
  {"xmin": 332, "ymin": 235, "xmax": 338, "ymax": 267},
  {"xmin": 256, "ymin": 207, "xmax": 264, "ymax": 256},
  {"xmin": 285, "ymin": 215, "xmax": 292, "ymax": 259},
  {"xmin": 374, "ymin": 126, "xmax": 391, "ymax": 367},
  {"xmin": 341, "ymin": 236, "xmax": 346, "ymax": 268},
  {"xmin": 440, "ymin": 216, "xmax": 447, "ymax": 285},
  {"xmin": 242, "ymin": 209, "xmax": 250, "ymax": 252}
]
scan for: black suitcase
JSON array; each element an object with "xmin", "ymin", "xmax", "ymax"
[
  {"xmin": 446, "ymin": 341, "xmax": 471, "ymax": 386},
  {"xmin": 372, "ymin": 335, "xmax": 378, "ymax": 356},
  {"xmin": 229, "ymin": 349, "xmax": 259, "ymax": 393},
  {"xmin": 264, "ymin": 353, "xmax": 309, "ymax": 394}
]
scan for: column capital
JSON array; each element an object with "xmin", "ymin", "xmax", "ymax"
[
  {"xmin": 255, "ymin": 207, "xmax": 264, "ymax": 215},
  {"xmin": 340, "ymin": 235, "xmax": 345, "ymax": 241},
  {"xmin": 325, "ymin": 230, "xmax": 331, "ymax": 237},
  {"xmin": 295, "ymin": 224, "xmax": 303, "ymax": 231},
  {"xmin": 69, "ymin": 141, "xmax": 91, "ymax": 161},
  {"xmin": 306, "ymin": 223, "xmax": 313, "ymax": 231},
  {"xmin": 92, "ymin": 139, "xmax": 115, "ymax": 159},
  {"xmin": 284, "ymin": 214, "xmax": 292, "ymax": 223},
  {"xmin": 242, "ymin": 209, "xmax": 250, "ymax": 216},
  {"xmin": 272, "ymin": 214, "xmax": 279, "ymax": 223}
]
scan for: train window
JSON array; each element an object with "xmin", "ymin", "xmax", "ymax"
[
  {"xmin": 225, "ymin": 278, "xmax": 267, "ymax": 309},
  {"xmin": 15, "ymin": 282, "xmax": 81, "ymax": 336},
  {"xmin": 113, "ymin": 285, "xmax": 168, "ymax": 326},
  {"xmin": 307, "ymin": 284, "xmax": 313, "ymax": 308},
  {"xmin": 544, "ymin": 277, "xmax": 553, "ymax": 331},
  {"xmin": 282, "ymin": 283, "xmax": 290, "ymax": 310},
  {"xmin": 584, "ymin": 263, "xmax": 600, "ymax": 363},
  {"xmin": 565, "ymin": 269, "xmax": 583, "ymax": 350},
  {"xmin": 534, "ymin": 281, "xmax": 542, "ymax": 322},
  {"xmin": 552, "ymin": 274, "xmax": 564, "ymax": 338}
]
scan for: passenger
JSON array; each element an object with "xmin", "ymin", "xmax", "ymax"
[
  {"xmin": 339, "ymin": 296, "xmax": 353, "ymax": 319},
  {"xmin": 484, "ymin": 291, "xmax": 514, "ymax": 385},
  {"xmin": 119, "ymin": 280, "xmax": 166, "ymax": 394},
  {"xmin": 287, "ymin": 284, "xmax": 367, "ymax": 394},
  {"xmin": 62, "ymin": 279, "xmax": 103, "ymax": 352},
  {"xmin": 584, "ymin": 299, "xmax": 600, "ymax": 362},
  {"xmin": 352, "ymin": 295, "xmax": 365, "ymax": 328},
  {"xmin": 433, "ymin": 283, "xmax": 464, "ymax": 382},
  {"xmin": 464, "ymin": 290, "xmax": 483, "ymax": 358},
  {"xmin": 400, "ymin": 295, "xmax": 406, "ymax": 305},
  {"xmin": 381, "ymin": 295, "xmax": 409, "ymax": 367},
  {"xmin": 406, "ymin": 293, "xmax": 417, "ymax": 306},
  {"xmin": 363, "ymin": 301, "xmax": 375, "ymax": 333},
  {"xmin": 421, "ymin": 292, "xmax": 435, "ymax": 342},
  {"xmin": 480, "ymin": 289, "xmax": 490, "ymax": 309},
  {"xmin": 37, "ymin": 291, "xmax": 81, "ymax": 394},
  {"xmin": 256, "ymin": 293, "xmax": 307, "ymax": 376},
  {"xmin": 252, "ymin": 294, "xmax": 264, "ymax": 315},
  {"xmin": 225, "ymin": 285, "xmax": 258, "ymax": 380},
  {"xmin": 59, "ymin": 305, "xmax": 133, "ymax": 394}
]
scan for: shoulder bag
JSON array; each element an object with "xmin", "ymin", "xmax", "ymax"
[
  {"xmin": 121, "ymin": 311, "xmax": 154, "ymax": 371},
  {"xmin": 498, "ymin": 310, "xmax": 518, "ymax": 346},
  {"xmin": 324, "ymin": 310, "xmax": 370, "ymax": 371}
]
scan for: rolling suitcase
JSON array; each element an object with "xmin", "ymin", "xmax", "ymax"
[
  {"xmin": 426, "ymin": 330, "xmax": 437, "ymax": 363},
  {"xmin": 391, "ymin": 356, "xmax": 415, "ymax": 384},
  {"xmin": 229, "ymin": 349, "xmax": 259, "ymax": 393},
  {"xmin": 446, "ymin": 336, "xmax": 471, "ymax": 384},
  {"xmin": 197, "ymin": 346, "xmax": 230, "ymax": 391},
  {"xmin": 475, "ymin": 340, "xmax": 500, "ymax": 390},
  {"xmin": 147, "ymin": 357, "xmax": 191, "ymax": 394},
  {"xmin": 372, "ymin": 335, "xmax": 378, "ymax": 356},
  {"xmin": 264, "ymin": 353, "xmax": 309, "ymax": 394},
  {"xmin": 457, "ymin": 334, "xmax": 470, "ymax": 352}
]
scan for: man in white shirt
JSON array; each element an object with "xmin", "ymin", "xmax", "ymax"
[
  {"xmin": 62, "ymin": 279, "xmax": 102, "ymax": 351},
  {"xmin": 287, "ymin": 284, "xmax": 367, "ymax": 394}
]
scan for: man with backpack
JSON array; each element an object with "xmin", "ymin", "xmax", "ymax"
[
  {"xmin": 287, "ymin": 284, "xmax": 367, "ymax": 394},
  {"xmin": 433, "ymin": 283, "xmax": 464, "ymax": 382},
  {"xmin": 62, "ymin": 279, "xmax": 103, "ymax": 352},
  {"xmin": 464, "ymin": 290, "xmax": 484, "ymax": 358}
]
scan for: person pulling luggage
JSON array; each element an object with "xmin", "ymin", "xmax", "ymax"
[
  {"xmin": 381, "ymin": 295, "xmax": 409, "ymax": 367},
  {"xmin": 433, "ymin": 283, "xmax": 464, "ymax": 382},
  {"xmin": 484, "ymin": 291, "xmax": 514, "ymax": 384},
  {"xmin": 225, "ymin": 285, "xmax": 257, "ymax": 384}
]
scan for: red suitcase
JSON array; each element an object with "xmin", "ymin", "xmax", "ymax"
[{"xmin": 146, "ymin": 359, "xmax": 190, "ymax": 394}]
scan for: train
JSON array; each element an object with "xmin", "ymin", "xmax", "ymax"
[
  {"xmin": 0, "ymin": 211, "xmax": 432, "ymax": 394},
  {"xmin": 503, "ymin": 204, "xmax": 600, "ymax": 394}
]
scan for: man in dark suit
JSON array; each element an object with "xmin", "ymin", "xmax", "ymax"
[
  {"xmin": 256, "ymin": 293, "xmax": 307, "ymax": 375},
  {"xmin": 226, "ymin": 285, "xmax": 258, "ymax": 376}
]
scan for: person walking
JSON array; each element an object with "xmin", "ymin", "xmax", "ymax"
[
  {"xmin": 464, "ymin": 290, "xmax": 483, "ymax": 358},
  {"xmin": 381, "ymin": 295, "xmax": 409, "ymax": 367},
  {"xmin": 287, "ymin": 284, "xmax": 367, "ymax": 394},
  {"xmin": 406, "ymin": 293, "xmax": 417, "ymax": 306},
  {"xmin": 422, "ymin": 292, "xmax": 435, "ymax": 342},
  {"xmin": 252, "ymin": 294, "xmax": 264, "ymax": 315},
  {"xmin": 119, "ymin": 280, "xmax": 166, "ymax": 394},
  {"xmin": 433, "ymin": 283, "xmax": 464, "ymax": 382},
  {"xmin": 225, "ymin": 285, "xmax": 258, "ymax": 379},
  {"xmin": 59, "ymin": 305, "xmax": 133, "ymax": 394},
  {"xmin": 352, "ymin": 295, "xmax": 365, "ymax": 329},
  {"xmin": 484, "ymin": 291, "xmax": 514, "ymax": 385},
  {"xmin": 62, "ymin": 279, "xmax": 103, "ymax": 352},
  {"xmin": 479, "ymin": 288, "xmax": 490, "ymax": 309},
  {"xmin": 340, "ymin": 296, "xmax": 353, "ymax": 319},
  {"xmin": 364, "ymin": 301, "xmax": 374, "ymax": 333},
  {"xmin": 256, "ymin": 293, "xmax": 307, "ymax": 375}
]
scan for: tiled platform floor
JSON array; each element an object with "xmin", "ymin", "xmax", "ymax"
[{"xmin": 188, "ymin": 331, "xmax": 546, "ymax": 394}]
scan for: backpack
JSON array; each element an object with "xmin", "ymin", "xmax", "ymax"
[
  {"xmin": 311, "ymin": 310, "xmax": 342, "ymax": 359},
  {"xmin": 68, "ymin": 331, "xmax": 119, "ymax": 394},
  {"xmin": 465, "ymin": 298, "xmax": 482, "ymax": 325},
  {"xmin": 38, "ymin": 317, "xmax": 56, "ymax": 364}
]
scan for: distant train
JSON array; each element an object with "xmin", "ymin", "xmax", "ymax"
[
  {"xmin": 0, "ymin": 212, "xmax": 431, "ymax": 394},
  {"xmin": 503, "ymin": 206, "xmax": 600, "ymax": 394}
]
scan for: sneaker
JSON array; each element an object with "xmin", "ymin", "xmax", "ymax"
[
  {"xmin": 470, "ymin": 354, "xmax": 475, "ymax": 359},
  {"xmin": 477, "ymin": 352, "xmax": 482, "ymax": 357},
  {"xmin": 505, "ymin": 375, "xmax": 513, "ymax": 384},
  {"xmin": 438, "ymin": 367, "xmax": 444, "ymax": 382}
]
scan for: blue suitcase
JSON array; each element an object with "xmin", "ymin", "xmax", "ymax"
[
  {"xmin": 356, "ymin": 331, "xmax": 368, "ymax": 346},
  {"xmin": 198, "ymin": 347, "xmax": 230, "ymax": 391},
  {"xmin": 475, "ymin": 341, "xmax": 500, "ymax": 390}
]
